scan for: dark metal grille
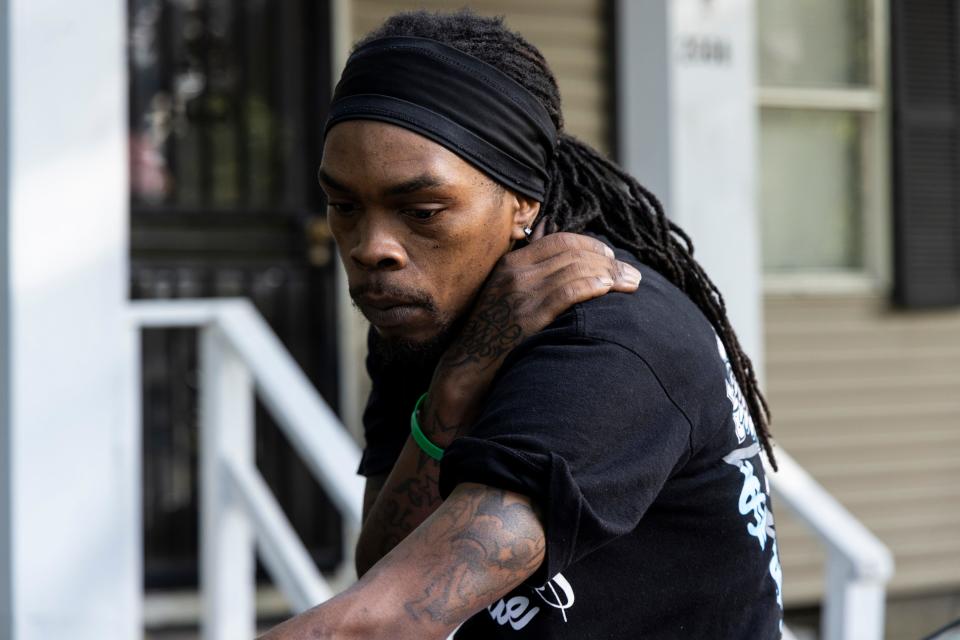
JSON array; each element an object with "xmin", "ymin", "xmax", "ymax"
[{"xmin": 128, "ymin": 0, "xmax": 340, "ymax": 588}]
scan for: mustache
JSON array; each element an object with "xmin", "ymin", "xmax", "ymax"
[{"xmin": 349, "ymin": 282, "xmax": 438, "ymax": 312}]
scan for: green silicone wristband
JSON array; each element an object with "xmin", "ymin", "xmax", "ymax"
[{"xmin": 410, "ymin": 392, "xmax": 445, "ymax": 461}]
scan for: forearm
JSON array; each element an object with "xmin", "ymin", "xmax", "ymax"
[
  {"xmin": 356, "ymin": 436, "xmax": 442, "ymax": 575},
  {"xmin": 386, "ymin": 483, "xmax": 545, "ymax": 629},
  {"xmin": 263, "ymin": 483, "xmax": 545, "ymax": 640},
  {"xmin": 356, "ymin": 389, "xmax": 471, "ymax": 576}
]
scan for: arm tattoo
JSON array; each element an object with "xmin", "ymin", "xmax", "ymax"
[
  {"xmin": 358, "ymin": 406, "xmax": 469, "ymax": 574},
  {"xmin": 361, "ymin": 448, "xmax": 443, "ymax": 572},
  {"xmin": 375, "ymin": 468, "xmax": 443, "ymax": 557},
  {"xmin": 400, "ymin": 484, "xmax": 546, "ymax": 627},
  {"xmin": 440, "ymin": 293, "xmax": 524, "ymax": 371},
  {"xmin": 421, "ymin": 400, "xmax": 466, "ymax": 445},
  {"xmin": 278, "ymin": 485, "xmax": 544, "ymax": 640}
]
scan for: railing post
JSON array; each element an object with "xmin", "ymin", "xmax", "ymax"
[
  {"xmin": 201, "ymin": 325, "xmax": 256, "ymax": 640},
  {"xmin": 768, "ymin": 450, "xmax": 892, "ymax": 639},
  {"xmin": 823, "ymin": 553, "xmax": 886, "ymax": 640}
]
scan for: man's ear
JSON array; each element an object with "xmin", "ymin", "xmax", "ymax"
[{"xmin": 510, "ymin": 194, "xmax": 541, "ymax": 242}]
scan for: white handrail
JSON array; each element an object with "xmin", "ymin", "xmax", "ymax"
[
  {"xmin": 225, "ymin": 459, "xmax": 333, "ymax": 609},
  {"xmin": 767, "ymin": 450, "xmax": 894, "ymax": 640},
  {"xmin": 132, "ymin": 298, "xmax": 364, "ymax": 640},
  {"xmin": 216, "ymin": 301, "xmax": 364, "ymax": 526},
  {"xmin": 131, "ymin": 298, "xmax": 364, "ymax": 528},
  {"xmin": 769, "ymin": 451, "xmax": 894, "ymax": 581}
]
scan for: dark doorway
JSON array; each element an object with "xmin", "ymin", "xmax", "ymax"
[{"xmin": 128, "ymin": 0, "xmax": 341, "ymax": 589}]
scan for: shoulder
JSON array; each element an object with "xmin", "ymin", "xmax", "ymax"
[
  {"xmin": 564, "ymin": 240, "xmax": 730, "ymax": 432},
  {"xmin": 504, "ymin": 236, "xmax": 727, "ymax": 382},
  {"xmin": 490, "ymin": 235, "xmax": 732, "ymax": 432},
  {"xmin": 577, "ymin": 245, "xmax": 721, "ymax": 369}
]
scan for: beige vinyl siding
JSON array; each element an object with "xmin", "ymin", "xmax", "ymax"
[
  {"xmin": 765, "ymin": 294, "xmax": 960, "ymax": 606},
  {"xmin": 350, "ymin": 0, "xmax": 610, "ymax": 153}
]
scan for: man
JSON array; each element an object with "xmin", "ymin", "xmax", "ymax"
[{"xmin": 263, "ymin": 10, "xmax": 782, "ymax": 639}]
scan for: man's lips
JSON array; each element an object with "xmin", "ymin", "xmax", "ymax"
[
  {"xmin": 354, "ymin": 293, "xmax": 418, "ymax": 309},
  {"xmin": 354, "ymin": 294, "xmax": 427, "ymax": 328},
  {"xmin": 360, "ymin": 304, "xmax": 425, "ymax": 327}
]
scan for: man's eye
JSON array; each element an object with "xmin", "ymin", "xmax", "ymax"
[
  {"xmin": 328, "ymin": 203, "xmax": 357, "ymax": 216},
  {"xmin": 401, "ymin": 208, "xmax": 443, "ymax": 221}
]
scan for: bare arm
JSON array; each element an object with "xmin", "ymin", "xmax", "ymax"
[
  {"xmin": 355, "ymin": 397, "xmax": 462, "ymax": 576},
  {"xmin": 259, "ymin": 482, "xmax": 546, "ymax": 640}
]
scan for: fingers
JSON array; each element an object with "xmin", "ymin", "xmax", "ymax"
[
  {"xmin": 538, "ymin": 252, "xmax": 641, "ymax": 316},
  {"xmin": 536, "ymin": 249, "xmax": 641, "ymax": 288},
  {"xmin": 521, "ymin": 231, "xmax": 615, "ymax": 264},
  {"xmin": 499, "ymin": 231, "xmax": 642, "ymax": 326},
  {"xmin": 608, "ymin": 260, "xmax": 642, "ymax": 293},
  {"xmin": 542, "ymin": 277, "xmax": 622, "ymax": 319},
  {"xmin": 563, "ymin": 254, "xmax": 641, "ymax": 290}
]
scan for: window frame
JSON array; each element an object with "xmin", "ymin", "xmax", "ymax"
[{"xmin": 758, "ymin": 0, "xmax": 891, "ymax": 295}]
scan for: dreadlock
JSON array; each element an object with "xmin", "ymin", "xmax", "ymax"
[{"xmin": 356, "ymin": 10, "xmax": 776, "ymax": 468}]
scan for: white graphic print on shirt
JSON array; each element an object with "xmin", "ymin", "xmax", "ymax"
[
  {"xmin": 533, "ymin": 573, "xmax": 576, "ymax": 621},
  {"xmin": 717, "ymin": 336, "xmax": 784, "ymax": 615},
  {"xmin": 720, "ymin": 336, "xmax": 757, "ymax": 445},
  {"xmin": 487, "ymin": 573, "xmax": 575, "ymax": 630}
]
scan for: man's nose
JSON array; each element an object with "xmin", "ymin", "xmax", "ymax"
[{"xmin": 349, "ymin": 216, "xmax": 407, "ymax": 271}]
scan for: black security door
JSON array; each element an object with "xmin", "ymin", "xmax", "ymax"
[{"xmin": 128, "ymin": 0, "xmax": 341, "ymax": 588}]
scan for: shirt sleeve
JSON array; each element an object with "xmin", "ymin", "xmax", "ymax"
[
  {"xmin": 357, "ymin": 377, "xmax": 411, "ymax": 477},
  {"xmin": 438, "ymin": 327, "xmax": 693, "ymax": 586}
]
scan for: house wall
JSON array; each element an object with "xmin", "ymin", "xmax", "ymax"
[{"xmin": 766, "ymin": 293, "xmax": 960, "ymax": 606}]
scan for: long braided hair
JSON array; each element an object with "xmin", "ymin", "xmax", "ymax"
[{"xmin": 356, "ymin": 10, "xmax": 776, "ymax": 467}]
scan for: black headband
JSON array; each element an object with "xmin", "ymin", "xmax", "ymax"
[{"xmin": 324, "ymin": 36, "xmax": 558, "ymax": 201}]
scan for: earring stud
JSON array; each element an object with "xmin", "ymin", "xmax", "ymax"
[{"xmin": 523, "ymin": 227, "xmax": 533, "ymax": 239}]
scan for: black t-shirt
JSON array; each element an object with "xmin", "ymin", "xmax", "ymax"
[{"xmin": 359, "ymin": 242, "xmax": 784, "ymax": 639}]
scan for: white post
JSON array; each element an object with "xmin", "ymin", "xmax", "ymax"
[
  {"xmin": 0, "ymin": 0, "xmax": 137, "ymax": 638},
  {"xmin": 616, "ymin": 0, "xmax": 763, "ymax": 377},
  {"xmin": 823, "ymin": 555, "xmax": 886, "ymax": 640},
  {"xmin": 200, "ymin": 327, "xmax": 256, "ymax": 640}
]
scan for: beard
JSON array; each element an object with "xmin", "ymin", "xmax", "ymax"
[
  {"xmin": 351, "ymin": 279, "xmax": 465, "ymax": 373},
  {"xmin": 368, "ymin": 313, "xmax": 462, "ymax": 374}
]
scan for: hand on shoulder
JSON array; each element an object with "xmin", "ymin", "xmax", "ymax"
[{"xmin": 427, "ymin": 231, "xmax": 641, "ymax": 434}]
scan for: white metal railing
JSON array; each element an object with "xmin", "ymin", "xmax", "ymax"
[
  {"xmin": 767, "ymin": 451, "xmax": 894, "ymax": 640},
  {"xmin": 131, "ymin": 298, "xmax": 364, "ymax": 640},
  {"xmin": 132, "ymin": 297, "xmax": 894, "ymax": 640}
]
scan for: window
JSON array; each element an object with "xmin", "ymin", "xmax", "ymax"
[{"xmin": 757, "ymin": 0, "xmax": 888, "ymax": 285}]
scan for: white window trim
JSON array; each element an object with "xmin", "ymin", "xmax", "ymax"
[
  {"xmin": 759, "ymin": 0, "xmax": 891, "ymax": 297},
  {"xmin": 758, "ymin": 87, "xmax": 881, "ymax": 111},
  {"xmin": 763, "ymin": 271, "xmax": 882, "ymax": 296}
]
